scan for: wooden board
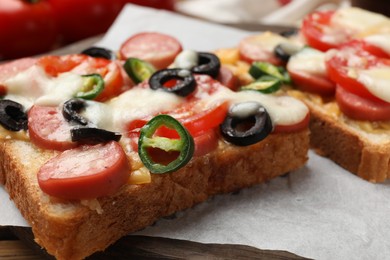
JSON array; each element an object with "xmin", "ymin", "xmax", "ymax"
[{"xmin": 0, "ymin": 226, "xmax": 310, "ymax": 260}]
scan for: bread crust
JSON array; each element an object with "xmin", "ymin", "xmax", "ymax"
[
  {"xmin": 305, "ymin": 100, "xmax": 390, "ymax": 183},
  {"xmin": 0, "ymin": 130, "xmax": 308, "ymax": 260}
]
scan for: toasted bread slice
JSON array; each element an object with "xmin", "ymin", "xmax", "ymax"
[
  {"xmin": 0, "ymin": 130, "xmax": 308, "ymax": 260},
  {"xmin": 291, "ymin": 92, "xmax": 390, "ymax": 183}
]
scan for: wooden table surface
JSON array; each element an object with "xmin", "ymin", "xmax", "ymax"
[{"xmin": 0, "ymin": 226, "xmax": 311, "ymax": 260}]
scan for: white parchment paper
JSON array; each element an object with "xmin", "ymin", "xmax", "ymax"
[{"xmin": 1, "ymin": 5, "xmax": 390, "ymax": 259}]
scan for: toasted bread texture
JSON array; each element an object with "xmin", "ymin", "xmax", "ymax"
[
  {"xmin": 297, "ymin": 94, "xmax": 390, "ymax": 183},
  {"xmin": 0, "ymin": 130, "xmax": 308, "ymax": 260}
]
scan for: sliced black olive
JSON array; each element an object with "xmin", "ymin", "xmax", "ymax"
[
  {"xmin": 220, "ymin": 102, "xmax": 273, "ymax": 146},
  {"xmin": 191, "ymin": 52, "xmax": 221, "ymax": 78},
  {"xmin": 62, "ymin": 98, "xmax": 88, "ymax": 126},
  {"xmin": 71, "ymin": 127, "xmax": 121, "ymax": 144},
  {"xmin": 274, "ymin": 43, "xmax": 302, "ymax": 62},
  {"xmin": 81, "ymin": 46, "xmax": 116, "ymax": 60},
  {"xmin": 279, "ymin": 28, "xmax": 299, "ymax": 38},
  {"xmin": 0, "ymin": 100, "xmax": 27, "ymax": 131},
  {"xmin": 149, "ymin": 68, "xmax": 196, "ymax": 97}
]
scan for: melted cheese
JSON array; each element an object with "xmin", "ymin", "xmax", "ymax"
[
  {"xmin": 203, "ymin": 87, "xmax": 309, "ymax": 127},
  {"xmin": 173, "ymin": 50, "xmax": 198, "ymax": 69},
  {"xmin": 4, "ymin": 65, "xmax": 84, "ymax": 108},
  {"xmin": 331, "ymin": 7, "xmax": 389, "ymax": 34},
  {"xmin": 288, "ymin": 48, "xmax": 327, "ymax": 76},
  {"xmin": 107, "ymin": 88, "xmax": 183, "ymax": 132},
  {"xmin": 357, "ymin": 67, "xmax": 390, "ymax": 103},
  {"xmin": 364, "ymin": 34, "xmax": 390, "ymax": 55}
]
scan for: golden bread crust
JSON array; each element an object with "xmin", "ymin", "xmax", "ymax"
[
  {"xmin": 0, "ymin": 130, "xmax": 308, "ymax": 260},
  {"xmin": 306, "ymin": 101, "xmax": 390, "ymax": 182}
]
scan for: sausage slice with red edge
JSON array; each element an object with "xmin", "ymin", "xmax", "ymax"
[
  {"xmin": 119, "ymin": 32, "xmax": 182, "ymax": 70},
  {"xmin": 38, "ymin": 141, "xmax": 130, "ymax": 200}
]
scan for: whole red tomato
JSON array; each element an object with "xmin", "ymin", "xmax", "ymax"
[
  {"xmin": 124, "ymin": 0, "xmax": 176, "ymax": 11},
  {"xmin": 0, "ymin": 0, "xmax": 57, "ymax": 60},
  {"xmin": 48, "ymin": 0, "xmax": 124, "ymax": 44}
]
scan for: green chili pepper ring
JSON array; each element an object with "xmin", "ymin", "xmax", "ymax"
[
  {"xmin": 138, "ymin": 114, "xmax": 194, "ymax": 174},
  {"xmin": 76, "ymin": 74, "xmax": 105, "ymax": 100}
]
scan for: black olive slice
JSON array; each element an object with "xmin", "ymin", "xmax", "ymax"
[
  {"xmin": 71, "ymin": 127, "xmax": 121, "ymax": 144},
  {"xmin": 149, "ymin": 68, "xmax": 196, "ymax": 97},
  {"xmin": 0, "ymin": 100, "xmax": 27, "ymax": 131},
  {"xmin": 191, "ymin": 52, "xmax": 221, "ymax": 78},
  {"xmin": 279, "ymin": 28, "xmax": 299, "ymax": 38},
  {"xmin": 274, "ymin": 43, "xmax": 301, "ymax": 62},
  {"xmin": 62, "ymin": 98, "xmax": 88, "ymax": 126},
  {"xmin": 220, "ymin": 102, "xmax": 273, "ymax": 146},
  {"xmin": 81, "ymin": 46, "xmax": 116, "ymax": 60}
]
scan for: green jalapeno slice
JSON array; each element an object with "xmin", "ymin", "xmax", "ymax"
[
  {"xmin": 124, "ymin": 57, "xmax": 156, "ymax": 84},
  {"xmin": 76, "ymin": 74, "xmax": 105, "ymax": 100},
  {"xmin": 138, "ymin": 114, "xmax": 194, "ymax": 174}
]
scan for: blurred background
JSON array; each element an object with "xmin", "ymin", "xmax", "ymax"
[{"xmin": 0, "ymin": 0, "xmax": 388, "ymax": 61}]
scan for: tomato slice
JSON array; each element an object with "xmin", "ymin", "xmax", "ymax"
[
  {"xmin": 37, "ymin": 54, "xmax": 124, "ymax": 100},
  {"xmin": 37, "ymin": 54, "xmax": 88, "ymax": 77},
  {"xmin": 167, "ymin": 101, "xmax": 229, "ymax": 137},
  {"xmin": 273, "ymin": 112, "xmax": 310, "ymax": 133},
  {"xmin": 38, "ymin": 141, "xmax": 129, "ymax": 200},
  {"xmin": 325, "ymin": 46, "xmax": 390, "ymax": 102},
  {"xmin": 119, "ymin": 32, "xmax": 183, "ymax": 70},
  {"xmin": 126, "ymin": 100, "xmax": 228, "ymax": 156},
  {"xmin": 301, "ymin": 10, "xmax": 349, "ymax": 52},
  {"xmin": 28, "ymin": 105, "xmax": 76, "ymax": 151},
  {"xmin": 289, "ymin": 70, "xmax": 335, "ymax": 96},
  {"xmin": 342, "ymin": 39, "xmax": 390, "ymax": 59},
  {"xmin": 335, "ymin": 85, "xmax": 390, "ymax": 121}
]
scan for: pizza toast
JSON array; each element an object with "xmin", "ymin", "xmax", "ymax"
[
  {"xmin": 218, "ymin": 7, "xmax": 390, "ymax": 183},
  {"xmin": 0, "ymin": 31, "xmax": 310, "ymax": 259}
]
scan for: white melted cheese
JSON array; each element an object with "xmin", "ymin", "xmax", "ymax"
[
  {"xmin": 287, "ymin": 48, "xmax": 327, "ymax": 76},
  {"xmin": 107, "ymin": 88, "xmax": 183, "ymax": 132},
  {"xmin": 248, "ymin": 31, "xmax": 297, "ymax": 52},
  {"xmin": 4, "ymin": 65, "xmax": 84, "ymax": 108},
  {"xmin": 364, "ymin": 34, "xmax": 390, "ymax": 55},
  {"xmin": 203, "ymin": 87, "xmax": 309, "ymax": 127},
  {"xmin": 2, "ymin": 64, "xmax": 308, "ymax": 133},
  {"xmin": 331, "ymin": 7, "xmax": 389, "ymax": 34},
  {"xmin": 357, "ymin": 67, "xmax": 390, "ymax": 103},
  {"xmin": 173, "ymin": 50, "xmax": 198, "ymax": 69}
]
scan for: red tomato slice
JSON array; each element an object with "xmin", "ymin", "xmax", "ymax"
[
  {"xmin": 38, "ymin": 141, "xmax": 129, "ymax": 200},
  {"xmin": 119, "ymin": 32, "xmax": 183, "ymax": 70},
  {"xmin": 37, "ymin": 54, "xmax": 88, "ymax": 77},
  {"xmin": 289, "ymin": 69, "xmax": 335, "ymax": 96},
  {"xmin": 187, "ymin": 74, "xmax": 228, "ymax": 101},
  {"xmin": 168, "ymin": 101, "xmax": 229, "ymax": 137},
  {"xmin": 344, "ymin": 39, "xmax": 390, "ymax": 59},
  {"xmin": 301, "ymin": 10, "xmax": 349, "ymax": 52},
  {"xmin": 335, "ymin": 85, "xmax": 390, "ymax": 121},
  {"xmin": 28, "ymin": 105, "xmax": 76, "ymax": 151},
  {"xmin": 0, "ymin": 57, "xmax": 37, "ymax": 84},
  {"xmin": 88, "ymin": 60, "xmax": 124, "ymax": 101},
  {"xmin": 273, "ymin": 112, "xmax": 310, "ymax": 134},
  {"xmin": 37, "ymin": 54, "xmax": 124, "ymax": 100},
  {"xmin": 238, "ymin": 34, "xmax": 284, "ymax": 65},
  {"xmin": 325, "ymin": 46, "xmax": 390, "ymax": 102}
]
